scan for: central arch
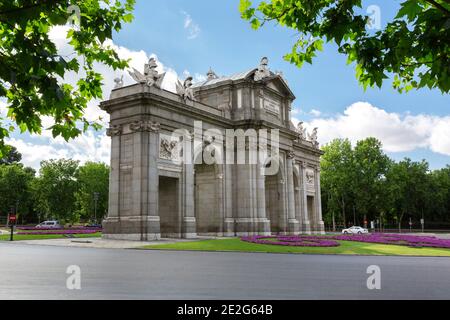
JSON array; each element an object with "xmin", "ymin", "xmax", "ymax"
[{"xmin": 193, "ymin": 145, "xmax": 223, "ymax": 236}]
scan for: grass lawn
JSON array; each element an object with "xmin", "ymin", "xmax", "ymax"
[
  {"xmin": 141, "ymin": 237, "xmax": 450, "ymax": 257},
  {"xmin": 0, "ymin": 232, "xmax": 102, "ymax": 241}
]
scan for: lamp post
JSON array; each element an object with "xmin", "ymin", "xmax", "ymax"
[{"xmin": 93, "ymin": 192, "xmax": 100, "ymax": 224}]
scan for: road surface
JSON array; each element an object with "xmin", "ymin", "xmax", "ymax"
[{"xmin": 1, "ymin": 242, "xmax": 449, "ymax": 299}]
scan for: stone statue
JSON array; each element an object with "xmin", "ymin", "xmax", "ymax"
[
  {"xmin": 176, "ymin": 76, "xmax": 195, "ymax": 102},
  {"xmin": 308, "ymin": 127, "xmax": 319, "ymax": 147},
  {"xmin": 206, "ymin": 67, "xmax": 218, "ymax": 80},
  {"xmin": 254, "ymin": 56, "xmax": 271, "ymax": 81},
  {"xmin": 128, "ymin": 57, "xmax": 166, "ymax": 89},
  {"xmin": 296, "ymin": 121, "xmax": 307, "ymax": 140},
  {"xmin": 306, "ymin": 170, "xmax": 315, "ymax": 184},
  {"xmin": 113, "ymin": 75, "xmax": 123, "ymax": 89}
]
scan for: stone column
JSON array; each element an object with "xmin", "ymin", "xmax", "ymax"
[
  {"xmin": 256, "ymin": 163, "xmax": 270, "ymax": 235},
  {"xmin": 216, "ymin": 164, "xmax": 225, "ymax": 236},
  {"xmin": 182, "ymin": 161, "xmax": 196, "ymax": 238},
  {"xmin": 300, "ymin": 162, "xmax": 311, "ymax": 234},
  {"xmin": 286, "ymin": 152, "xmax": 300, "ymax": 234},
  {"xmin": 315, "ymin": 166, "xmax": 325, "ymax": 234},
  {"xmin": 180, "ymin": 131, "xmax": 196, "ymax": 238},
  {"xmin": 223, "ymin": 163, "xmax": 235, "ymax": 236},
  {"xmin": 103, "ymin": 125, "xmax": 122, "ymax": 234},
  {"xmin": 278, "ymin": 163, "xmax": 287, "ymax": 235},
  {"xmin": 137, "ymin": 121, "xmax": 161, "ymax": 240}
]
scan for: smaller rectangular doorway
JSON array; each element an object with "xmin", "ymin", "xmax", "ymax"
[{"xmin": 159, "ymin": 176, "xmax": 180, "ymax": 238}]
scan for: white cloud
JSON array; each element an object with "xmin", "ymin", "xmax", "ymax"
[
  {"xmin": 292, "ymin": 102, "xmax": 450, "ymax": 156},
  {"xmin": 182, "ymin": 11, "xmax": 201, "ymax": 40},
  {"xmin": 309, "ymin": 109, "xmax": 322, "ymax": 117}
]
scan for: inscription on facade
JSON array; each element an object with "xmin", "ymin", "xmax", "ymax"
[{"xmin": 264, "ymin": 93, "xmax": 280, "ymax": 115}]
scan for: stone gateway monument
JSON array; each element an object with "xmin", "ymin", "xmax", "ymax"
[{"xmin": 101, "ymin": 57, "xmax": 324, "ymax": 241}]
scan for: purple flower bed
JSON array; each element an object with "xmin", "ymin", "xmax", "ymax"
[
  {"xmin": 241, "ymin": 233, "xmax": 450, "ymax": 249},
  {"xmin": 241, "ymin": 235, "xmax": 340, "ymax": 247},
  {"xmin": 17, "ymin": 229, "xmax": 100, "ymax": 235},
  {"xmin": 325, "ymin": 233, "xmax": 450, "ymax": 249},
  {"xmin": 17, "ymin": 226, "xmax": 102, "ymax": 231}
]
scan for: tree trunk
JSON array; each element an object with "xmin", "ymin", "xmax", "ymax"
[
  {"xmin": 398, "ymin": 212, "xmax": 404, "ymax": 233},
  {"xmin": 332, "ymin": 211, "xmax": 336, "ymax": 232}
]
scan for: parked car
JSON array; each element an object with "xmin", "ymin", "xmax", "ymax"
[
  {"xmin": 342, "ymin": 226, "xmax": 368, "ymax": 234},
  {"xmin": 35, "ymin": 220, "xmax": 62, "ymax": 229}
]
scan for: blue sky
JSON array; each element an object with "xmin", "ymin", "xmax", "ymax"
[
  {"xmin": 2, "ymin": 0, "xmax": 449, "ymax": 170},
  {"xmin": 113, "ymin": 0, "xmax": 449, "ymax": 168}
]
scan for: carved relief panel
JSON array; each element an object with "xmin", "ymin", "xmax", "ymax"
[{"xmin": 159, "ymin": 133, "xmax": 182, "ymax": 162}]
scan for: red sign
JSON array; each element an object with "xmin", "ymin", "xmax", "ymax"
[{"xmin": 9, "ymin": 214, "xmax": 17, "ymax": 222}]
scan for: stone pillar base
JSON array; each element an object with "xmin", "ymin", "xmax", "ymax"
[
  {"xmin": 317, "ymin": 220, "xmax": 325, "ymax": 234},
  {"xmin": 255, "ymin": 218, "xmax": 271, "ymax": 235},
  {"xmin": 302, "ymin": 220, "xmax": 311, "ymax": 235},
  {"xmin": 288, "ymin": 219, "xmax": 300, "ymax": 235},
  {"xmin": 234, "ymin": 218, "xmax": 259, "ymax": 236},
  {"xmin": 224, "ymin": 218, "xmax": 235, "ymax": 237},
  {"xmin": 102, "ymin": 215, "xmax": 161, "ymax": 241},
  {"xmin": 182, "ymin": 217, "xmax": 197, "ymax": 238}
]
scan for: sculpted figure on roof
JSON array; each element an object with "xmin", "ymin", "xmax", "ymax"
[
  {"xmin": 254, "ymin": 57, "xmax": 271, "ymax": 81},
  {"xmin": 129, "ymin": 57, "xmax": 166, "ymax": 89}
]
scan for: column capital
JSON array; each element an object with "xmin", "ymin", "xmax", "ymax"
[
  {"xmin": 106, "ymin": 124, "xmax": 122, "ymax": 137},
  {"xmin": 129, "ymin": 120, "xmax": 160, "ymax": 133},
  {"xmin": 287, "ymin": 150, "xmax": 295, "ymax": 160}
]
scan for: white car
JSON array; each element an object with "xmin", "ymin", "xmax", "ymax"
[
  {"xmin": 36, "ymin": 220, "xmax": 62, "ymax": 229},
  {"xmin": 342, "ymin": 226, "xmax": 368, "ymax": 234}
]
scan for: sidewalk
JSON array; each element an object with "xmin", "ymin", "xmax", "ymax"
[
  {"xmin": 12, "ymin": 237, "xmax": 196, "ymax": 249},
  {"xmin": 9, "ymin": 236, "xmax": 222, "ymax": 249}
]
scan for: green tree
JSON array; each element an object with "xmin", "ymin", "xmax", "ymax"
[
  {"xmin": 240, "ymin": 0, "xmax": 450, "ymax": 93},
  {"xmin": 321, "ymin": 138, "xmax": 354, "ymax": 230},
  {"xmin": 0, "ymin": 163, "xmax": 35, "ymax": 222},
  {"xmin": 0, "ymin": 145, "xmax": 22, "ymax": 164},
  {"xmin": 75, "ymin": 161, "xmax": 109, "ymax": 223},
  {"xmin": 0, "ymin": 0, "xmax": 136, "ymax": 156},
  {"xmin": 385, "ymin": 158, "xmax": 430, "ymax": 231},
  {"xmin": 428, "ymin": 166, "xmax": 450, "ymax": 223},
  {"xmin": 33, "ymin": 158, "xmax": 79, "ymax": 223},
  {"xmin": 352, "ymin": 138, "xmax": 390, "ymax": 225}
]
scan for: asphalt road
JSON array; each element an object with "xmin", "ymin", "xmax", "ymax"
[{"xmin": 1, "ymin": 242, "xmax": 450, "ymax": 299}]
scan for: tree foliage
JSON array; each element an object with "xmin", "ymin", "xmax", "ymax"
[
  {"xmin": 352, "ymin": 137, "xmax": 390, "ymax": 219},
  {"xmin": 0, "ymin": 163, "xmax": 35, "ymax": 218},
  {"xmin": 0, "ymin": 0, "xmax": 135, "ymax": 156},
  {"xmin": 0, "ymin": 144, "xmax": 22, "ymax": 164},
  {"xmin": 385, "ymin": 158, "xmax": 429, "ymax": 230},
  {"xmin": 75, "ymin": 161, "xmax": 109, "ymax": 222},
  {"xmin": 321, "ymin": 138, "xmax": 354, "ymax": 228},
  {"xmin": 321, "ymin": 138, "xmax": 450, "ymax": 230},
  {"xmin": 33, "ymin": 158, "xmax": 80, "ymax": 223},
  {"xmin": 240, "ymin": 0, "xmax": 450, "ymax": 93}
]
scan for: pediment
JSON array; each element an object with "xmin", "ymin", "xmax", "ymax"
[{"xmin": 262, "ymin": 76, "xmax": 295, "ymax": 100}]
